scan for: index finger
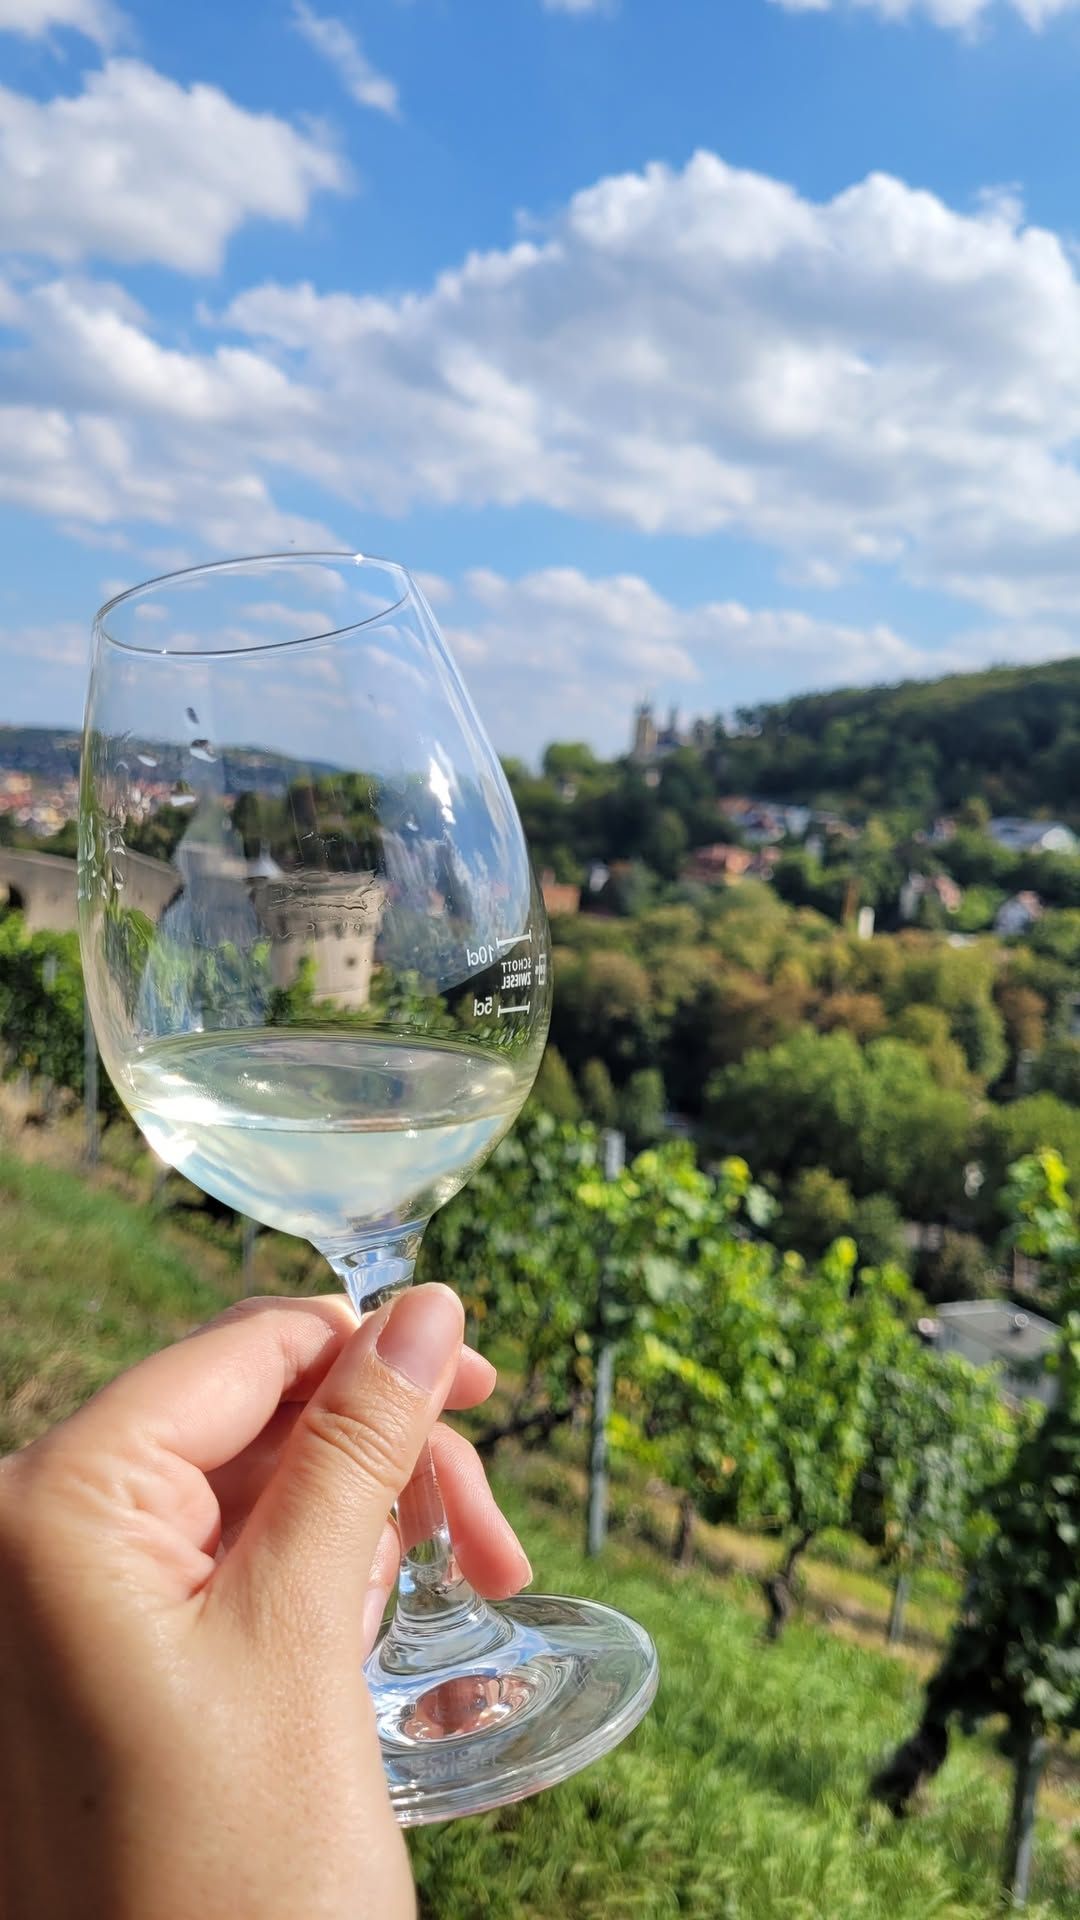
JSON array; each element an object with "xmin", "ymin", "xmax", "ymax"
[
  {"xmin": 51, "ymin": 1294, "xmax": 491, "ymax": 1476},
  {"xmin": 54, "ymin": 1296, "xmax": 357, "ymax": 1474}
]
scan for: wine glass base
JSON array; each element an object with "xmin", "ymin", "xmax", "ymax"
[{"xmin": 367, "ymin": 1593, "xmax": 659, "ymax": 1827}]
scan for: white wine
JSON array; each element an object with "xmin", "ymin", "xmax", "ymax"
[{"xmin": 125, "ymin": 1031, "xmax": 530, "ymax": 1247}]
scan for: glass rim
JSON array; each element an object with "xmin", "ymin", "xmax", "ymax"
[{"xmin": 93, "ymin": 551, "xmax": 413, "ymax": 658}]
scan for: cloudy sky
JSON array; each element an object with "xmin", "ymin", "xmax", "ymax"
[{"xmin": 4, "ymin": 0, "xmax": 1080, "ymax": 759}]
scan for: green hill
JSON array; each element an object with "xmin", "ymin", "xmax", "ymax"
[{"xmin": 722, "ymin": 657, "xmax": 1080, "ymax": 817}]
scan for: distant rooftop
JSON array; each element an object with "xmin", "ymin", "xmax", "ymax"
[
  {"xmin": 988, "ymin": 817, "xmax": 1077, "ymax": 853},
  {"xmin": 930, "ymin": 1299, "xmax": 1058, "ymax": 1405}
]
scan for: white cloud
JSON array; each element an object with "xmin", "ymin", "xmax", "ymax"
[
  {"xmin": 291, "ymin": 2, "xmax": 399, "ymax": 116},
  {"xmin": 212, "ymin": 153, "xmax": 1080, "ymax": 618},
  {"xmin": 445, "ymin": 566, "xmax": 957, "ymax": 757},
  {"xmin": 768, "ymin": 0, "xmax": 1080, "ymax": 29},
  {"xmin": 541, "ymin": 0, "xmax": 613, "ymax": 13},
  {"xmin": 0, "ymin": 0, "xmax": 122, "ymax": 44},
  {"xmin": 0, "ymin": 398, "xmax": 340, "ymax": 555},
  {"xmin": 0, "ymin": 59, "xmax": 347, "ymax": 272},
  {"xmin": 1, "ymin": 620, "xmax": 90, "ymax": 725},
  {"xmin": 10, "ymin": 279, "xmax": 318, "ymax": 429},
  {"xmin": 11, "ymin": 151, "xmax": 1080, "ymax": 642}
]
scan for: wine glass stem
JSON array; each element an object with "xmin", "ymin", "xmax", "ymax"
[{"xmin": 328, "ymin": 1235, "xmax": 511, "ymax": 1675}]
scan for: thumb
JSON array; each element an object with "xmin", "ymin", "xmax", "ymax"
[{"xmin": 217, "ymin": 1283, "xmax": 464, "ymax": 1632}]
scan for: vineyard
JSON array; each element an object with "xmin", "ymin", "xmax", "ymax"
[{"xmin": 0, "ymin": 905, "xmax": 1078, "ymax": 1909}]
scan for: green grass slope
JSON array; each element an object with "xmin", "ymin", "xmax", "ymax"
[{"xmin": 410, "ymin": 1485, "xmax": 1079, "ymax": 1920}]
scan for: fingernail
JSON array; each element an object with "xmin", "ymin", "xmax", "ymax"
[
  {"xmin": 513, "ymin": 1547, "xmax": 533, "ymax": 1588},
  {"xmin": 376, "ymin": 1285, "xmax": 463, "ymax": 1392},
  {"xmin": 362, "ymin": 1583, "xmax": 392, "ymax": 1652}
]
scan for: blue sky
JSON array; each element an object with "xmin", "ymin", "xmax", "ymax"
[{"xmin": 4, "ymin": 0, "xmax": 1080, "ymax": 759}]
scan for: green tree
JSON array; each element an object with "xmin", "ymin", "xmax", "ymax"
[
  {"xmin": 1032, "ymin": 1036, "xmax": 1080, "ymax": 1106},
  {"xmin": 978, "ymin": 1094, "xmax": 1080, "ymax": 1222},
  {"xmin": 853, "ymin": 1346, "xmax": 1013, "ymax": 1644},
  {"xmin": 706, "ymin": 1028, "xmax": 972, "ymax": 1220},
  {"xmin": 916, "ymin": 1229, "xmax": 1000, "ymax": 1306},
  {"xmin": 641, "ymin": 807, "xmax": 689, "ymax": 883},
  {"xmin": 850, "ymin": 1192, "xmax": 909, "ymax": 1272},
  {"xmin": 579, "ymin": 1057, "xmax": 617, "ymax": 1128},
  {"xmin": 890, "ymin": 1004, "xmax": 971, "ymax": 1090},
  {"xmin": 0, "ymin": 916, "xmax": 87, "ymax": 1097},
  {"xmin": 541, "ymin": 741, "xmax": 601, "ymax": 785},
  {"xmin": 530, "ymin": 1046, "xmax": 581, "ymax": 1122},
  {"xmin": 616, "ymin": 1162, "xmax": 782, "ymax": 1566},
  {"xmin": 750, "ymin": 1241, "xmax": 912, "ymax": 1639},
  {"xmin": 952, "ymin": 884, "xmax": 1004, "ymax": 933},
  {"xmin": 777, "ymin": 1167, "xmax": 853, "ymax": 1259},
  {"xmin": 618, "ymin": 1067, "xmax": 667, "ymax": 1150},
  {"xmin": 872, "ymin": 1151, "xmax": 1080, "ymax": 1907},
  {"xmin": 950, "ymin": 995, "xmax": 1008, "ymax": 1086},
  {"xmin": 550, "ymin": 948, "xmax": 654, "ymax": 1076}
]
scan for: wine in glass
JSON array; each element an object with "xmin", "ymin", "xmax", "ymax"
[{"xmin": 78, "ymin": 552, "xmax": 658, "ymax": 1824}]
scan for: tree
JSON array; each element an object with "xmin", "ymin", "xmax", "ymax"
[
  {"xmin": 609, "ymin": 1157, "xmax": 782, "ymax": 1568},
  {"xmin": 871, "ymin": 1151, "xmax": 1080, "ymax": 1908},
  {"xmin": 950, "ymin": 995, "xmax": 1008, "ymax": 1087},
  {"xmin": 641, "ymin": 807, "xmax": 688, "ymax": 883},
  {"xmin": 849, "ymin": 1192, "xmax": 909, "ymax": 1272},
  {"xmin": 952, "ymin": 884, "xmax": 1004, "ymax": 933},
  {"xmin": 1028, "ymin": 907, "xmax": 1080, "ymax": 967},
  {"xmin": 777, "ymin": 1167, "xmax": 853, "ymax": 1259},
  {"xmin": 706, "ymin": 1028, "xmax": 973, "ymax": 1220},
  {"xmin": 1032, "ymin": 1037, "xmax": 1080, "ymax": 1106},
  {"xmin": 530, "ymin": 1046, "xmax": 581, "ymax": 1122},
  {"xmin": 618, "ymin": 1068, "xmax": 667, "ymax": 1150},
  {"xmin": 750, "ymin": 1242, "xmax": 913, "ymax": 1639},
  {"xmin": 996, "ymin": 981, "xmax": 1047, "ymax": 1081},
  {"xmin": 916, "ymin": 1229, "xmax": 1000, "ymax": 1306},
  {"xmin": 541, "ymin": 741, "xmax": 601, "ymax": 785},
  {"xmin": 889, "ymin": 1004, "xmax": 971, "ymax": 1091},
  {"xmin": 0, "ymin": 916, "xmax": 88, "ymax": 1099},
  {"xmin": 579, "ymin": 1057, "xmax": 617, "ymax": 1128},
  {"xmin": 853, "ymin": 1346, "xmax": 1013, "ymax": 1644},
  {"xmin": 978, "ymin": 1094, "xmax": 1080, "ymax": 1222},
  {"xmin": 550, "ymin": 948, "xmax": 654, "ymax": 1076},
  {"xmin": 815, "ymin": 991, "xmax": 887, "ymax": 1042}
]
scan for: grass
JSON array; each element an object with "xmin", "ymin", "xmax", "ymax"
[
  {"xmin": 0, "ymin": 1137, "xmax": 1077, "ymax": 1915},
  {"xmin": 0, "ymin": 1151, "xmax": 239, "ymax": 1449},
  {"xmin": 409, "ymin": 1480, "xmax": 1080, "ymax": 1920}
]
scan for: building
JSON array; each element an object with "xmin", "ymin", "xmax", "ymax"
[
  {"xmin": 928, "ymin": 1300, "xmax": 1058, "ymax": 1407},
  {"xmin": 683, "ymin": 843, "xmax": 753, "ymax": 886},
  {"xmin": 988, "ymin": 817, "xmax": 1077, "ymax": 856},
  {"xmin": 681, "ymin": 843, "xmax": 780, "ymax": 888},
  {"xmin": 630, "ymin": 703, "xmax": 658, "ymax": 764},
  {"xmin": 994, "ymin": 891, "xmax": 1044, "ymax": 937},
  {"xmin": 630, "ymin": 702, "xmax": 715, "ymax": 765},
  {"xmin": 719, "ymin": 797, "xmax": 811, "ymax": 845},
  {"xmin": 898, "ymin": 871, "xmax": 964, "ymax": 923},
  {"xmin": 539, "ymin": 870, "xmax": 582, "ymax": 918}
]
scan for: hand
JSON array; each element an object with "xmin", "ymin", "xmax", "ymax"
[{"xmin": 0, "ymin": 1284, "xmax": 529, "ymax": 1920}]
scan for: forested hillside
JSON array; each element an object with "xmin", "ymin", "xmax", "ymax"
[{"xmin": 720, "ymin": 658, "xmax": 1080, "ymax": 816}]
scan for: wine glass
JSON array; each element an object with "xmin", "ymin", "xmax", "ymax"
[{"xmin": 78, "ymin": 552, "xmax": 658, "ymax": 1825}]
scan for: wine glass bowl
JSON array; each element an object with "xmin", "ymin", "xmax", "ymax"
[{"xmin": 79, "ymin": 553, "xmax": 657, "ymax": 1823}]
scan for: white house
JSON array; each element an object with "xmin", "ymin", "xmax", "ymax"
[
  {"xmin": 988, "ymin": 817, "xmax": 1077, "ymax": 856},
  {"xmin": 994, "ymin": 891, "xmax": 1044, "ymax": 937}
]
